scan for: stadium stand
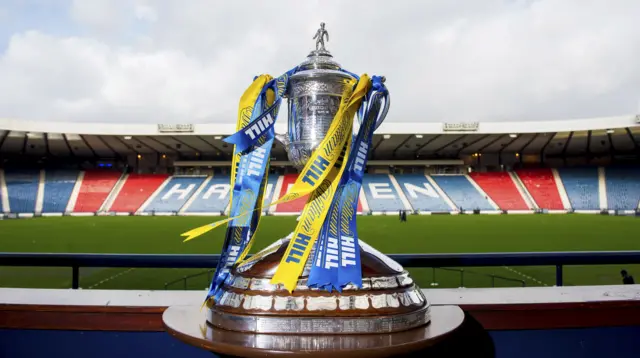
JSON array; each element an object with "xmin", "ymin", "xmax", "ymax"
[
  {"xmin": 4, "ymin": 170, "xmax": 39, "ymax": 213},
  {"xmin": 275, "ymin": 174, "xmax": 311, "ymax": 214},
  {"xmin": 109, "ymin": 174, "xmax": 169, "ymax": 212},
  {"xmin": 557, "ymin": 167, "xmax": 600, "ymax": 210},
  {"xmin": 143, "ymin": 176, "xmax": 207, "ymax": 213},
  {"xmin": 469, "ymin": 172, "xmax": 529, "ymax": 210},
  {"xmin": 362, "ymin": 174, "xmax": 406, "ymax": 212},
  {"xmin": 431, "ymin": 175, "xmax": 494, "ymax": 211},
  {"xmin": 73, "ymin": 170, "xmax": 121, "ymax": 212},
  {"xmin": 184, "ymin": 175, "xmax": 231, "ymax": 213},
  {"xmin": 515, "ymin": 168, "xmax": 564, "ymax": 210},
  {"xmin": 394, "ymin": 174, "xmax": 451, "ymax": 212},
  {"xmin": 261, "ymin": 174, "xmax": 279, "ymax": 208},
  {"xmin": 42, "ymin": 170, "xmax": 78, "ymax": 213},
  {"xmin": 604, "ymin": 167, "xmax": 640, "ymax": 210}
]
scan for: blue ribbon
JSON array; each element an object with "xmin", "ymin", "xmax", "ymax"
[
  {"xmin": 206, "ymin": 69, "xmax": 297, "ymax": 301},
  {"xmin": 307, "ymin": 75, "xmax": 388, "ymax": 292}
]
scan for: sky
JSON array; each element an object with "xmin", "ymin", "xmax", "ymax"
[{"xmin": 0, "ymin": 0, "xmax": 639, "ymax": 124}]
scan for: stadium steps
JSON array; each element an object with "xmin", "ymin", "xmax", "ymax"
[
  {"xmin": 469, "ymin": 172, "xmax": 528, "ymax": 210},
  {"xmin": 359, "ymin": 187, "xmax": 370, "ymax": 213},
  {"xmin": 182, "ymin": 175, "xmax": 231, "ymax": 215},
  {"xmin": 269, "ymin": 175, "xmax": 285, "ymax": 214},
  {"xmin": 35, "ymin": 170, "xmax": 45, "ymax": 213},
  {"xmin": 551, "ymin": 169, "xmax": 572, "ymax": 210},
  {"xmin": 604, "ymin": 167, "xmax": 640, "ymax": 210},
  {"xmin": 142, "ymin": 176, "xmax": 209, "ymax": 213},
  {"xmin": 597, "ymin": 167, "xmax": 607, "ymax": 210},
  {"xmin": 101, "ymin": 172, "xmax": 128, "ymax": 211},
  {"xmin": 430, "ymin": 175, "xmax": 495, "ymax": 211},
  {"xmin": 73, "ymin": 170, "xmax": 122, "ymax": 213},
  {"xmin": 109, "ymin": 173, "xmax": 170, "ymax": 213},
  {"xmin": 394, "ymin": 173, "xmax": 453, "ymax": 212},
  {"xmin": 388, "ymin": 174, "xmax": 413, "ymax": 211},
  {"xmin": 508, "ymin": 171, "xmax": 537, "ymax": 209},
  {"xmin": 4, "ymin": 170, "xmax": 39, "ymax": 213},
  {"xmin": 179, "ymin": 176, "xmax": 212, "ymax": 213},
  {"xmin": 0, "ymin": 169, "xmax": 9, "ymax": 213},
  {"xmin": 65, "ymin": 171, "xmax": 85, "ymax": 212},
  {"xmin": 42, "ymin": 170, "xmax": 79, "ymax": 214},
  {"xmin": 515, "ymin": 168, "xmax": 564, "ymax": 210},
  {"xmin": 137, "ymin": 175, "xmax": 173, "ymax": 213},
  {"xmin": 361, "ymin": 174, "xmax": 406, "ymax": 213},
  {"xmin": 464, "ymin": 174, "xmax": 500, "ymax": 210},
  {"xmin": 425, "ymin": 175, "xmax": 457, "ymax": 211}
]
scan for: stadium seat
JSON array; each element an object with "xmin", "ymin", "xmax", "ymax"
[
  {"xmin": 275, "ymin": 174, "xmax": 309, "ymax": 214},
  {"xmin": 143, "ymin": 176, "xmax": 207, "ymax": 212},
  {"xmin": 431, "ymin": 175, "xmax": 494, "ymax": 211},
  {"xmin": 557, "ymin": 167, "xmax": 599, "ymax": 210},
  {"xmin": 110, "ymin": 174, "xmax": 169, "ymax": 212},
  {"xmin": 362, "ymin": 174, "xmax": 406, "ymax": 212},
  {"xmin": 394, "ymin": 174, "xmax": 451, "ymax": 212},
  {"xmin": 184, "ymin": 175, "xmax": 232, "ymax": 213},
  {"xmin": 605, "ymin": 167, "xmax": 640, "ymax": 210},
  {"xmin": 469, "ymin": 172, "xmax": 528, "ymax": 210},
  {"xmin": 4, "ymin": 170, "xmax": 39, "ymax": 213},
  {"xmin": 515, "ymin": 168, "xmax": 564, "ymax": 210},
  {"xmin": 42, "ymin": 170, "xmax": 78, "ymax": 213},
  {"xmin": 73, "ymin": 170, "xmax": 121, "ymax": 212}
]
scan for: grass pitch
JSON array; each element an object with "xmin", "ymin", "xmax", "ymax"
[{"xmin": 1, "ymin": 215, "xmax": 639, "ymax": 291}]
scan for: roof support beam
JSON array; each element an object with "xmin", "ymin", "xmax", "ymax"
[
  {"xmin": 392, "ymin": 135, "xmax": 413, "ymax": 158},
  {"xmin": 455, "ymin": 135, "xmax": 490, "ymax": 157},
  {"xmin": 79, "ymin": 135, "xmax": 98, "ymax": 158},
  {"xmin": 413, "ymin": 135, "xmax": 441, "ymax": 156}
]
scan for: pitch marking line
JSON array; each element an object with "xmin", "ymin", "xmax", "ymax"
[
  {"xmin": 502, "ymin": 266, "xmax": 549, "ymax": 286},
  {"xmin": 87, "ymin": 268, "xmax": 135, "ymax": 289}
]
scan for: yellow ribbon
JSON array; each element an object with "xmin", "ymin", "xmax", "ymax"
[
  {"xmin": 270, "ymin": 137, "xmax": 352, "ymax": 292},
  {"xmin": 181, "ymin": 75, "xmax": 371, "ymax": 242}
]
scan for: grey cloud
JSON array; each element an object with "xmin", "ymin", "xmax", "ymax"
[{"xmin": 0, "ymin": 0, "xmax": 639, "ymax": 124}]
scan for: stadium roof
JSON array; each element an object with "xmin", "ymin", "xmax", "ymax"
[{"xmin": 1, "ymin": 115, "xmax": 639, "ymax": 160}]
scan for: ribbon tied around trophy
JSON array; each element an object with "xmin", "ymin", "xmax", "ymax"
[{"xmin": 181, "ymin": 67, "xmax": 389, "ymax": 301}]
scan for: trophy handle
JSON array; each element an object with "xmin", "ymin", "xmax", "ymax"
[{"xmin": 374, "ymin": 90, "xmax": 390, "ymax": 130}]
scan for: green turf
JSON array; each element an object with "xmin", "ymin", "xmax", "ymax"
[{"xmin": 1, "ymin": 215, "xmax": 639, "ymax": 290}]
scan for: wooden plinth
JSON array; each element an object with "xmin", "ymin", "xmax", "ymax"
[{"xmin": 162, "ymin": 305, "xmax": 466, "ymax": 358}]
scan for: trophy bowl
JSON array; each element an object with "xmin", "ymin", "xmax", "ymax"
[{"xmin": 284, "ymin": 49, "xmax": 357, "ymax": 169}]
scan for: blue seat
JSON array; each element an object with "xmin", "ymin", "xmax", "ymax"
[
  {"xmin": 42, "ymin": 170, "xmax": 78, "ymax": 213},
  {"xmin": 144, "ymin": 176, "xmax": 207, "ymax": 212},
  {"xmin": 394, "ymin": 174, "xmax": 451, "ymax": 212},
  {"xmin": 362, "ymin": 174, "xmax": 405, "ymax": 212},
  {"xmin": 5, "ymin": 170, "xmax": 39, "ymax": 213},
  {"xmin": 558, "ymin": 168, "xmax": 599, "ymax": 210},
  {"xmin": 430, "ymin": 175, "xmax": 494, "ymax": 210},
  {"xmin": 605, "ymin": 167, "xmax": 640, "ymax": 210},
  {"xmin": 185, "ymin": 176, "xmax": 232, "ymax": 213}
]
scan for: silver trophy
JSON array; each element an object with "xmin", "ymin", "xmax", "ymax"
[
  {"xmin": 279, "ymin": 23, "xmax": 389, "ymax": 168},
  {"xmin": 203, "ymin": 24, "xmax": 429, "ymax": 335}
]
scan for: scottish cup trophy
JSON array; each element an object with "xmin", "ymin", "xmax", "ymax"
[{"xmin": 162, "ymin": 24, "xmax": 465, "ymax": 357}]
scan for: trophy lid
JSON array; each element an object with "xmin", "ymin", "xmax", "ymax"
[{"xmin": 294, "ymin": 23, "xmax": 353, "ymax": 78}]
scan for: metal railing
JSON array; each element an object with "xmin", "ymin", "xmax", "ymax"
[{"xmin": 1, "ymin": 251, "xmax": 640, "ymax": 289}]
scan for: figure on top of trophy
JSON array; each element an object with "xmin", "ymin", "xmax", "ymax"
[{"xmin": 313, "ymin": 22, "xmax": 329, "ymax": 52}]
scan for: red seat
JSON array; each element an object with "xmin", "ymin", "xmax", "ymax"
[
  {"xmin": 73, "ymin": 170, "xmax": 121, "ymax": 212},
  {"xmin": 110, "ymin": 174, "xmax": 169, "ymax": 212},
  {"xmin": 515, "ymin": 169, "xmax": 564, "ymax": 210},
  {"xmin": 469, "ymin": 172, "xmax": 528, "ymax": 210}
]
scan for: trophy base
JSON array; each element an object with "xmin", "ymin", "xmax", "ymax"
[
  {"xmin": 163, "ymin": 304, "xmax": 466, "ymax": 358},
  {"xmin": 206, "ymin": 237, "xmax": 431, "ymax": 335}
]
